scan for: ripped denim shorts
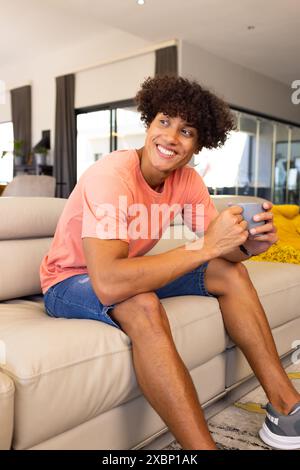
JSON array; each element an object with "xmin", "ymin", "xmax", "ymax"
[{"xmin": 44, "ymin": 262, "xmax": 214, "ymax": 330}]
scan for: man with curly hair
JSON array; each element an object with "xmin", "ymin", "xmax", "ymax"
[{"xmin": 41, "ymin": 76, "xmax": 300, "ymax": 450}]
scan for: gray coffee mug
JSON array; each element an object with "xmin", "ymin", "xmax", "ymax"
[{"xmin": 234, "ymin": 202, "xmax": 266, "ymax": 231}]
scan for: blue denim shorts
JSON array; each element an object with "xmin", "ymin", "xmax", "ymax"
[{"xmin": 44, "ymin": 262, "xmax": 214, "ymax": 330}]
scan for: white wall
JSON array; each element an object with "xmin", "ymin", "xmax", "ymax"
[
  {"xmin": 181, "ymin": 41, "xmax": 300, "ymax": 125},
  {"xmin": 0, "ymin": 29, "xmax": 151, "ymax": 163},
  {"xmin": 76, "ymin": 52, "xmax": 154, "ymax": 109}
]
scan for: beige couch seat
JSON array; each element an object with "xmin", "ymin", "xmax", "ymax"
[
  {"xmin": 0, "ymin": 371, "xmax": 14, "ymax": 450},
  {"xmin": 0, "ymin": 293, "xmax": 226, "ymax": 449}
]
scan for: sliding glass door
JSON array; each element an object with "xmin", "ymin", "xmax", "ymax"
[
  {"xmin": 116, "ymin": 106, "xmax": 146, "ymax": 151},
  {"xmin": 76, "ymin": 101, "xmax": 145, "ymax": 180},
  {"xmin": 76, "ymin": 110, "xmax": 110, "ymax": 179},
  {"xmin": 193, "ymin": 109, "xmax": 300, "ymax": 204}
]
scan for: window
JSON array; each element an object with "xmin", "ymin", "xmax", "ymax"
[
  {"xmin": 193, "ymin": 109, "xmax": 300, "ymax": 204},
  {"xmin": 77, "ymin": 110, "xmax": 110, "ymax": 179},
  {"xmin": 0, "ymin": 122, "xmax": 14, "ymax": 183},
  {"xmin": 193, "ymin": 129, "xmax": 249, "ymax": 192},
  {"xmin": 116, "ymin": 106, "xmax": 146, "ymax": 151},
  {"xmin": 76, "ymin": 101, "xmax": 145, "ymax": 180}
]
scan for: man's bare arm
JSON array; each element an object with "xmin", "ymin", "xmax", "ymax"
[
  {"xmin": 83, "ymin": 238, "xmax": 214, "ymax": 305},
  {"xmin": 83, "ymin": 206, "xmax": 249, "ymax": 305}
]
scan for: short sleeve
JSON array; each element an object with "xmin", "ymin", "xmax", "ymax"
[
  {"xmin": 81, "ymin": 173, "xmax": 133, "ymax": 242},
  {"xmin": 183, "ymin": 170, "xmax": 218, "ymax": 236}
]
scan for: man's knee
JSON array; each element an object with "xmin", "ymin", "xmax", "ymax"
[
  {"xmin": 111, "ymin": 292, "xmax": 167, "ymax": 336},
  {"xmin": 226, "ymin": 260, "xmax": 249, "ymax": 280},
  {"xmin": 206, "ymin": 258, "xmax": 251, "ymax": 296}
]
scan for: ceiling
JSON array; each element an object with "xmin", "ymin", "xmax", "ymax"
[{"xmin": 1, "ymin": 0, "xmax": 300, "ymax": 85}]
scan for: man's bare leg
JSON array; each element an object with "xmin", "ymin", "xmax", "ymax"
[
  {"xmin": 205, "ymin": 258, "xmax": 300, "ymax": 415},
  {"xmin": 111, "ymin": 293, "xmax": 217, "ymax": 450}
]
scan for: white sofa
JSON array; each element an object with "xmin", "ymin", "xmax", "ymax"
[
  {"xmin": 1, "ymin": 175, "xmax": 56, "ymax": 197},
  {"xmin": 0, "ymin": 195, "xmax": 300, "ymax": 450}
]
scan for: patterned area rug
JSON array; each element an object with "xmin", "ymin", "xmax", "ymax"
[{"xmin": 165, "ymin": 362, "xmax": 300, "ymax": 450}]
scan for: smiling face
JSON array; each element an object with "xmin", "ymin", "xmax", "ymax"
[{"xmin": 139, "ymin": 113, "xmax": 200, "ymax": 188}]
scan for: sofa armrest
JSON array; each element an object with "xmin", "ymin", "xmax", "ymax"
[{"xmin": 0, "ymin": 371, "xmax": 14, "ymax": 449}]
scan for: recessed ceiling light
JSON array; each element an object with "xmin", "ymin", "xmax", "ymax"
[{"xmin": 137, "ymin": 0, "xmax": 145, "ymax": 5}]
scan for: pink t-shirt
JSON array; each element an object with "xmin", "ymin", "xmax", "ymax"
[{"xmin": 40, "ymin": 149, "xmax": 218, "ymax": 294}]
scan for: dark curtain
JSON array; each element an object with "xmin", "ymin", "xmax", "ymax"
[
  {"xmin": 155, "ymin": 46, "xmax": 178, "ymax": 77},
  {"xmin": 10, "ymin": 85, "xmax": 32, "ymax": 162},
  {"xmin": 54, "ymin": 74, "xmax": 76, "ymax": 198}
]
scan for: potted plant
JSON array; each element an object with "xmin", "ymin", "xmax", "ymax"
[
  {"xmin": 0, "ymin": 139, "xmax": 25, "ymax": 165},
  {"xmin": 13, "ymin": 140, "xmax": 25, "ymax": 165},
  {"xmin": 34, "ymin": 145, "xmax": 48, "ymax": 166}
]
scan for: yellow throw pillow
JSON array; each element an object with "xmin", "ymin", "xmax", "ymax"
[
  {"xmin": 272, "ymin": 204, "xmax": 299, "ymax": 219},
  {"xmin": 251, "ymin": 243, "xmax": 300, "ymax": 265},
  {"xmin": 251, "ymin": 204, "xmax": 300, "ymax": 264}
]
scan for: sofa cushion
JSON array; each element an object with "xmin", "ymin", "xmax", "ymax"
[
  {"xmin": 0, "ymin": 197, "xmax": 66, "ymax": 240},
  {"xmin": 244, "ymin": 260, "xmax": 300, "ymax": 329},
  {"xmin": 0, "ymin": 371, "xmax": 14, "ymax": 450},
  {"xmin": 29, "ymin": 355, "xmax": 226, "ymax": 450},
  {"xmin": 0, "ymin": 239, "xmax": 52, "ymax": 301},
  {"xmin": 0, "ymin": 197, "xmax": 67, "ymax": 301},
  {"xmin": 0, "ymin": 295, "xmax": 225, "ymax": 449}
]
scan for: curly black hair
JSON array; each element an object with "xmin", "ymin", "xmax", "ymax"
[{"xmin": 135, "ymin": 76, "xmax": 235, "ymax": 151}]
